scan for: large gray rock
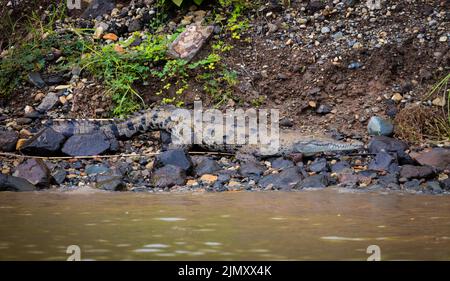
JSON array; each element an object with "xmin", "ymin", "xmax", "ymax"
[
  {"xmin": 367, "ymin": 116, "xmax": 394, "ymax": 136},
  {"xmin": 13, "ymin": 159, "xmax": 51, "ymax": 189},
  {"xmin": 81, "ymin": 0, "xmax": 115, "ymax": 19},
  {"xmin": 193, "ymin": 157, "xmax": 221, "ymax": 176},
  {"xmin": 400, "ymin": 165, "xmax": 435, "ymax": 180},
  {"xmin": 259, "ymin": 167, "xmax": 303, "ymax": 190},
  {"xmin": 297, "ymin": 174, "xmax": 328, "ymax": 189},
  {"xmin": 20, "ymin": 128, "xmax": 65, "ymax": 156},
  {"xmin": 151, "ymin": 165, "xmax": 186, "ymax": 188},
  {"xmin": 155, "ymin": 149, "xmax": 193, "ymax": 172},
  {"xmin": 28, "ymin": 72, "xmax": 46, "ymax": 88},
  {"xmin": 368, "ymin": 152, "xmax": 395, "ymax": 172},
  {"xmin": 411, "ymin": 148, "xmax": 450, "ymax": 171},
  {"xmin": 62, "ymin": 132, "xmax": 111, "ymax": 156},
  {"xmin": 0, "ymin": 174, "xmax": 36, "ymax": 192},
  {"xmin": 239, "ymin": 160, "xmax": 265, "ymax": 180},
  {"xmin": 96, "ymin": 173, "xmax": 124, "ymax": 191},
  {"xmin": 0, "ymin": 130, "xmax": 18, "ymax": 152},
  {"xmin": 36, "ymin": 92, "xmax": 59, "ymax": 112}
]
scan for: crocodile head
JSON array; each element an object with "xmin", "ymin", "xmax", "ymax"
[{"xmin": 292, "ymin": 139, "xmax": 364, "ymax": 156}]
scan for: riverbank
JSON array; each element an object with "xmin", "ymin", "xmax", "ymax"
[{"xmin": 1, "ymin": 0, "xmax": 449, "ymax": 194}]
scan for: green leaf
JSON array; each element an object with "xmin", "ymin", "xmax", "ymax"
[
  {"xmin": 171, "ymin": 0, "xmax": 184, "ymax": 6},
  {"xmin": 193, "ymin": 0, "xmax": 204, "ymax": 5}
]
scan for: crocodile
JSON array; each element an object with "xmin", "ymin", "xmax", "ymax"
[{"xmin": 46, "ymin": 105, "xmax": 364, "ymax": 157}]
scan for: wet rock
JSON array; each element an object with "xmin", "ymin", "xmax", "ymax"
[
  {"xmin": 411, "ymin": 148, "xmax": 450, "ymax": 171},
  {"xmin": 297, "ymin": 174, "xmax": 328, "ymax": 189},
  {"xmin": 259, "ymin": 167, "xmax": 303, "ymax": 190},
  {"xmin": 0, "ymin": 130, "xmax": 18, "ymax": 152},
  {"xmin": 368, "ymin": 152, "xmax": 395, "ymax": 172},
  {"xmin": 62, "ymin": 132, "xmax": 111, "ymax": 156},
  {"xmin": 404, "ymin": 179, "xmax": 421, "ymax": 190},
  {"xmin": 96, "ymin": 172, "xmax": 124, "ymax": 191},
  {"xmin": 36, "ymin": 92, "xmax": 59, "ymax": 113},
  {"xmin": 13, "ymin": 159, "xmax": 51, "ymax": 188},
  {"xmin": 378, "ymin": 173, "xmax": 399, "ymax": 186},
  {"xmin": 20, "ymin": 128, "xmax": 65, "ymax": 156},
  {"xmin": 239, "ymin": 160, "xmax": 265, "ymax": 180},
  {"xmin": 368, "ymin": 116, "xmax": 394, "ymax": 136},
  {"xmin": 337, "ymin": 172, "xmax": 360, "ymax": 188},
  {"xmin": 309, "ymin": 158, "xmax": 328, "ymax": 173},
  {"xmin": 155, "ymin": 149, "xmax": 193, "ymax": 172},
  {"xmin": 128, "ymin": 19, "xmax": 142, "ymax": 32},
  {"xmin": 270, "ymin": 157, "xmax": 294, "ymax": 170},
  {"xmin": 28, "ymin": 72, "xmax": 46, "ymax": 88},
  {"xmin": 51, "ymin": 168, "xmax": 66, "ymax": 185},
  {"xmin": 168, "ymin": 24, "xmax": 214, "ymax": 61},
  {"xmin": 151, "ymin": 165, "xmax": 186, "ymax": 188},
  {"xmin": 81, "ymin": 0, "xmax": 115, "ymax": 19},
  {"xmin": 426, "ymin": 181, "xmax": 442, "ymax": 194},
  {"xmin": 194, "ymin": 157, "xmax": 220, "ymax": 176},
  {"xmin": 0, "ymin": 174, "xmax": 36, "ymax": 192},
  {"xmin": 400, "ymin": 165, "xmax": 435, "ymax": 179}
]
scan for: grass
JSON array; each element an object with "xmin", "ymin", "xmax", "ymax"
[
  {"xmin": 1, "ymin": 0, "xmax": 250, "ymax": 117},
  {"xmin": 395, "ymin": 73, "xmax": 450, "ymax": 143}
]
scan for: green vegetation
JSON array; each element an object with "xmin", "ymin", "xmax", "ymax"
[
  {"xmin": 0, "ymin": 3, "xmax": 85, "ymax": 98},
  {"xmin": 1, "ymin": 0, "xmax": 251, "ymax": 117}
]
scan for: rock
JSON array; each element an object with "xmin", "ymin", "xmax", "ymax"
[
  {"xmin": 36, "ymin": 92, "xmax": 59, "ymax": 113},
  {"xmin": 348, "ymin": 62, "xmax": 363, "ymax": 69},
  {"xmin": 20, "ymin": 128, "xmax": 65, "ymax": 156},
  {"xmin": 337, "ymin": 172, "xmax": 360, "ymax": 187},
  {"xmin": 13, "ymin": 159, "xmax": 51, "ymax": 188},
  {"xmin": 128, "ymin": 19, "xmax": 142, "ymax": 32},
  {"xmin": 432, "ymin": 96, "xmax": 446, "ymax": 107},
  {"xmin": 316, "ymin": 104, "xmax": 332, "ymax": 114},
  {"xmin": 297, "ymin": 174, "xmax": 328, "ymax": 188},
  {"xmin": 0, "ymin": 130, "xmax": 18, "ymax": 152},
  {"xmin": 279, "ymin": 117, "xmax": 293, "ymax": 127},
  {"xmin": 62, "ymin": 132, "xmax": 111, "ymax": 156},
  {"xmin": 331, "ymin": 160, "xmax": 351, "ymax": 173},
  {"xmin": 368, "ymin": 152, "xmax": 395, "ymax": 172},
  {"xmin": 16, "ymin": 117, "xmax": 32, "ymax": 125},
  {"xmin": 426, "ymin": 181, "xmax": 442, "ymax": 193},
  {"xmin": 155, "ymin": 149, "xmax": 193, "ymax": 172},
  {"xmin": 367, "ymin": 116, "xmax": 394, "ymax": 136},
  {"xmin": 391, "ymin": 93, "xmax": 403, "ymax": 102},
  {"xmin": 258, "ymin": 167, "xmax": 303, "ymax": 190},
  {"xmin": 441, "ymin": 178, "xmax": 450, "ymax": 190},
  {"xmin": 200, "ymin": 174, "xmax": 218, "ymax": 184},
  {"xmin": 194, "ymin": 157, "xmax": 220, "ymax": 176},
  {"xmin": 28, "ymin": 72, "xmax": 46, "ymax": 88},
  {"xmin": 51, "ymin": 168, "xmax": 66, "ymax": 185},
  {"xmin": 321, "ymin": 26, "xmax": 331, "ymax": 34},
  {"xmin": 103, "ymin": 33, "xmax": 118, "ymax": 41},
  {"xmin": 307, "ymin": 0, "xmax": 325, "ymax": 13},
  {"xmin": 404, "ymin": 179, "xmax": 421, "ymax": 190},
  {"xmin": 368, "ymin": 136, "xmax": 412, "ymax": 164},
  {"xmin": 239, "ymin": 160, "xmax": 265, "ymax": 180},
  {"xmin": 151, "ymin": 165, "xmax": 186, "ymax": 188},
  {"xmin": 378, "ymin": 173, "xmax": 398, "ymax": 186},
  {"xmin": 43, "ymin": 73, "xmax": 64, "ymax": 85},
  {"xmin": 86, "ymin": 164, "xmax": 110, "ymax": 176},
  {"xmin": 411, "ymin": 148, "xmax": 450, "ymax": 171},
  {"xmin": 309, "ymin": 158, "xmax": 328, "ymax": 173},
  {"xmin": 0, "ymin": 174, "xmax": 36, "ymax": 192},
  {"xmin": 81, "ymin": 0, "xmax": 115, "ymax": 19},
  {"xmin": 400, "ymin": 165, "xmax": 435, "ymax": 179},
  {"xmin": 96, "ymin": 173, "xmax": 124, "ymax": 191},
  {"xmin": 270, "ymin": 157, "xmax": 294, "ymax": 169},
  {"xmin": 168, "ymin": 24, "xmax": 214, "ymax": 61}
]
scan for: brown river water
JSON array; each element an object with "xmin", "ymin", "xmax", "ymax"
[{"xmin": 0, "ymin": 189, "xmax": 450, "ymax": 261}]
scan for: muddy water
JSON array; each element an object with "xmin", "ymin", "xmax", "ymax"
[{"xmin": 0, "ymin": 189, "xmax": 450, "ymax": 261}]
